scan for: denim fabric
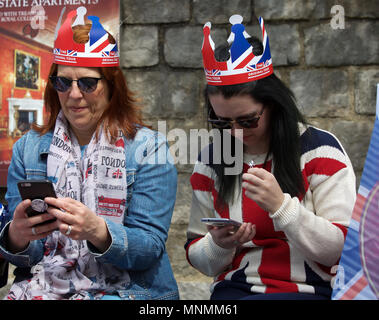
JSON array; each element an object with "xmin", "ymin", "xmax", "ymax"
[
  {"xmin": 0, "ymin": 203, "xmax": 10, "ymax": 232},
  {"xmin": 0, "ymin": 127, "xmax": 179, "ymax": 300}
]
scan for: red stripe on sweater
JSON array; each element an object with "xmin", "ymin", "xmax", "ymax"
[
  {"xmin": 190, "ymin": 171, "xmax": 230, "ymax": 218},
  {"xmin": 304, "ymin": 157, "xmax": 346, "ymax": 177},
  {"xmin": 254, "ymin": 239, "xmax": 298, "ymax": 293},
  {"xmin": 333, "ymin": 223, "xmax": 348, "ymax": 239},
  {"xmin": 242, "ymin": 160, "xmax": 285, "ymax": 239},
  {"xmin": 299, "ymin": 169, "xmax": 310, "ymax": 202},
  {"xmin": 190, "ymin": 172, "xmax": 213, "ymax": 192},
  {"xmin": 243, "ymin": 160, "xmax": 296, "ymax": 292}
]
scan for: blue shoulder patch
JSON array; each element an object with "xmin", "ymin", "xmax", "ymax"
[{"xmin": 300, "ymin": 127, "xmax": 345, "ymax": 155}]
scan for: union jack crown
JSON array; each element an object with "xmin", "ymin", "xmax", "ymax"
[
  {"xmin": 53, "ymin": 6, "xmax": 119, "ymax": 67},
  {"xmin": 202, "ymin": 14, "xmax": 273, "ymax": 86}
]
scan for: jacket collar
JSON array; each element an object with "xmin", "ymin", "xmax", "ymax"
[{"xmin": 38, "ymin": 131, "xmax": 54, "ymax": 158}]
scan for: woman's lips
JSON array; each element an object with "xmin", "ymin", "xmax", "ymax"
[{"xmin": 70, "ymin": 106, "xmax": 87, "ymax": 112}]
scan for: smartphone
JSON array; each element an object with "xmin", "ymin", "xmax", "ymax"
[
  {"xmin": 201, "ymin": 217, "xmax": 242, "ymax": 228},
  {"xmin": 17, "ymin": 180, "xmax": 57, "ymax": 218}
]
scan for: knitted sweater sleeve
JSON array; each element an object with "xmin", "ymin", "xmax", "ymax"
[
  {"xmin": 270, "ymin": 128, "xmax": 356, "ymax": 267},
  {"xmin": 186, "ymin": 161, "xmax": 236, "ymax": 276}
]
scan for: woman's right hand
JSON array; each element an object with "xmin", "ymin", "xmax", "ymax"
[
  {"xmin": 207, "ymin": 222, "xmax": 256, "ymax": 249},
  {"xmin": 7, "ymin": 199, "xmax": 58, "ymax": 253}
]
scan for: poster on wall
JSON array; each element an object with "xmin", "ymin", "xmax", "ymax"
[{"xmin": 0, "ymin": 0, "xmax": 120, "ymax": 187}]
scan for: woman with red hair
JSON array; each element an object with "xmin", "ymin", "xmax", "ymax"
[{"xmin": 0, "ymin": 9, "xmax": 178, "ymax": 300}]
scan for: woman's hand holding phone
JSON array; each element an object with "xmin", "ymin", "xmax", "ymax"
[
  {"xmin": 8, "ymin": 199, "xmax": 58, "ymax": 254},
  {"xmin": 207, "ymin": 222, "xmax": 256, "ymax": 249}
]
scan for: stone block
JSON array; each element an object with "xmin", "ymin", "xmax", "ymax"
[
  {"xmin": 246, "ymin": 23, "xmax": 300, "ymax": 66},
  {"xmin": 330, "ymin": 120, "xmax": 375, "ymax": 172},
  {"xmin": 289, "ymin": 69, "xmax": 349, "ymax": 117},
  {"xmin": 355, "ymin": 69, "xmax": 379, "ymax": 115},
  {"xmin": 122, "ymin": 0, "xmax": 190, "ymax": 23},
  {"xmin": 120, "ymin": 26, "xmax": 159, "ymax": 67},
  {"xmin": 125, "ymin": 70, "xmax": 200, "ymax": 118},
  {"xmin": 304, "ymin": 21, "xmax": 379, "ymax": 66},
  {"xmin": 159, "ymin": 118, "xmax": 211, "ymax": 174},
  {"xmin": 193, "ymin": 0, "xmax": 251, "ymax": 24},
  {"xmin": 0, "ymin": 264, "xmax": 15, "ymax": 300},
  {"xmin": 161, "ymin": 71, "xmax": 201, "ymax": 117},
  {"xmin": 254, "ymin": 0, "xmax": 327, "ymax": 20},
  {"xmin": 167, "ymin": 220, "xmax": 208, "ymax": 282},
  {"xmin": 124, "ymin": 70, "xmax": 164, "ymax": 116},
  {"xmin": 170, "ymin": 173, "xmax": 192, "ymax": 225},
  {"xmin": 164, "ymin": 26, "xmax": 227, "ymax": 68},
  {"xmin": 330, "ymin": 0, "xmax": 379, "ymax": 18},
  {"xmin": 269, "ymin": 24, "xmax": 300, "ymax": 66},
  {"xmin": 177, "ymin": 281, "xmax": 212, "ymax": 300}
]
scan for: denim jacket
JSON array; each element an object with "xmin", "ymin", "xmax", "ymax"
[{"xmin": 0, "ymin": 127, "xmax": 179, "ymax": 300}]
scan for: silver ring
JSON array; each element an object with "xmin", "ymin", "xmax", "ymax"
[
  {"xmin": 65, "ymin": 225, "xmax": 72, "ymax": 236},
  {"xmin": 31, "ymin": 227, "xmax": 37, "ymax": 236}
]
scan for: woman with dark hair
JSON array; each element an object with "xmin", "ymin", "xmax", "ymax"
[
  {"xmin": 185, "ymin": 15, "xmax": 356, "ymax": 300},
  {"xmin": 0, "ymin": 7, "xmax": 178, "ymax": 300}
]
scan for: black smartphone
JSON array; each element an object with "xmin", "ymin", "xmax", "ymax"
[
  {"xmin": 201, "ymin": 218, "xmax": 242, "ymax": 228},
  {"xmin": 17, "ymin": 180, "xmax": 57, "ymax": 218}
]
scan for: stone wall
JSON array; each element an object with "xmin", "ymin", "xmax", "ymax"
[{"xmin": 1, "ymin": 0, "xmax": 378, "ymax": 300}]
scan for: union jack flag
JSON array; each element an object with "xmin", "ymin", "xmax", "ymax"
[
  {"xmin": 67, "ymin": 50, "xmax": 77, "ymax": 56},
  {"xmin": 247, "ymin": 59, "xmax": 271, "ymax": 71},
  {"xmin": 63, "ymin": 132, "xmax": 70, "ymax": 142},
  {"xmin": 112, "ymin": 169, "xmax": 123, "ymax": 179},
  {"xmin": 332, "ymin": 85, "xmax": 379, "ymax": 300},
  {"xmin": 205, "ymin": 69, "xmax": 221, "ymax": 76}
]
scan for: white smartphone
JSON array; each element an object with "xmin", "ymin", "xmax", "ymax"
[{"xmin": 201, "ymin": 217, "xmax": 242, "ymax": 228}]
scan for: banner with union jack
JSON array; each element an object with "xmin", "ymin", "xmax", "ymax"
[{"xmin": 332, "ymin": 84, "xmax": 379, "ymax": 300}]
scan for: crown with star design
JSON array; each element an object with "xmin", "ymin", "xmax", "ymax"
[
  {"xmin": 202, "ymin": 14, "xmax": 273, "ymax": 86},
  {"xmin": 53, "ymin": 6, "xmax": 119, "ymax": 67}
]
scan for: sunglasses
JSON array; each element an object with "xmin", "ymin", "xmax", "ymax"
[
  {"xmin": 208, "ymin": 108, "xmax": 264, "ymax": 129},
  {"xmin": 49, "ymin": 76, "xmax": 103, "ymax": 93}
]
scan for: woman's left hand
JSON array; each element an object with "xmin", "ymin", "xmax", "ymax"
[
  {"xmin": 44, "ymin": 197, "xmax": 111, "ymax": 252},
  {"xmin": 242, "ymin": 167, "xmax": 285, "ymax": 213}
]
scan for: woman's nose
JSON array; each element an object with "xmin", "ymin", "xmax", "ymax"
[{"xmin": 68, "ymin": 82, "xmax": 83, "ymax": 98}]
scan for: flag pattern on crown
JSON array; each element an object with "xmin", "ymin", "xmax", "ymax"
[
  {"xmin": 202, "ymin": 14, "xmax": 273, "ymax": 86},
  {"xmin": 53, "ymin": 6, "xmax": 119, "ymax": 67}
]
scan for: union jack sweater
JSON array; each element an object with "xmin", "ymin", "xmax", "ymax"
[{"xmin": 185, "ymin": 125, "xmax": 356, "ymax": 297}]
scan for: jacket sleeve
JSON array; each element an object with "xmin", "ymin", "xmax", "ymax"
[
  {"xmin": 88, "ymin": 131, "xmax": 177, "ymax": 271},
  {"xmin": 0, "ymin": 134, "xmax": 45, "ymax": 267}
]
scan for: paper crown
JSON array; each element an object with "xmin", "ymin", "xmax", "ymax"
[
  {"xmin": 202, "ymin": 15, "xmax": 273, "ymax": 86},
  {"xmin": 53, "ymin": 6, "xmax": 119, "ymax": 67}
]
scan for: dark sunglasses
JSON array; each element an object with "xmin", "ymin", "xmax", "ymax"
[
  {"xmin": 208, "ymin": 108, "xmax": 264, "ymax": 129},
  {"xmin": 49, "ymin": 76, "xmax": 103, "ymax": 93}
]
